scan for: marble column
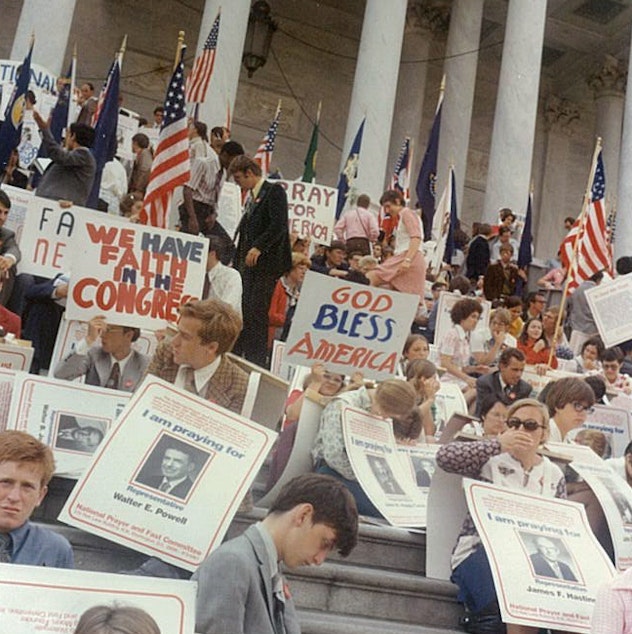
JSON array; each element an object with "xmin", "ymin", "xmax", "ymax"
[
  {"xmin": 535, "ymin": 96, "xmax": 581, "ymax": 259},
  {"xmin": 11, "ymin": 0, "xmax": 77, "ymax": 75},
  {"xmin": 387, "ymin": 2, "xmax": 448, "ymax": 199},
  {"xmin": 195, "ymin": 0, "xmax": 250, "ymax": 129},
  {"xmin": 616, "ymin": 39, "xmax": 632, "ymax": 260},
  {"xmin": 482, "ymin": 0, "xmax": 547, "ymax": 224},
  {"xmin": 589, "ymin": 55, "xmax": 626, "ymax": 209},
  {"xmin": 436, "ymin": 0, "xmax": 484, "ymax": 211},
  {"xmin": 341, "ymin": 0, "xmax": 407, "ymax": 203}
]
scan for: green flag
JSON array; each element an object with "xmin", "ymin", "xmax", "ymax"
[{"xmin": 302, "ymin": 118, "xmax": 319, "ymax": 183}]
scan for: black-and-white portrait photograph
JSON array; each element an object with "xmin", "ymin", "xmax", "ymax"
[
  {"xmin": 54, "ymin": 413, "xmax": 109, "ymax": 455},
  {"xmin": 410, "ymin": 456, "xmax": 436, "ymax": 488},
  {"xmin": 366, "ymin": 454, "xmax": 404, "ymax": 496},
  {"xmin": 134, "ymin": 435, "xmax": 211, "ymax": 501},
  {"xmin": 597, "ymin": 475, "xmax": 632, "ymax": 524},
  {"xmin": 520, "ymin": 531, "xmax": 578, "ymax": 583}
]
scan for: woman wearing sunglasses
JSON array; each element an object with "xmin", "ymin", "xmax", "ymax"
[
  {"xmin": 436, "ymin": 398, "xmax": 566, "ymax": 634},
  {"xmin": 544, "ymin": 377, "xmax": 596, "ymax": 443}
]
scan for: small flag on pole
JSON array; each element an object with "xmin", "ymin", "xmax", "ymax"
[
  {"xmin": 443, "ymin": 167, "xmax": 459, "ymax": 265},
  {"xmin": 140, "ymin": 42, "xmax": 190, "ymax": 229},
  {"xmin": 0, "ymin": 39, "xmax": 33, "ymax": 172},
  {"xmin": 186, "ymin": 10, "xmax": 220, "ymax": 104},
  {"xmin": 302, "ymin": 101, "xmax": 320, "ymax": 183},
  {"xmin": 254, "ymin": 100, "xmax": 281, "ymax": 177},
  {"xmin": 390, "ymin": 137, "xmax": 411, "ymax": 203},
  {"xmin": 336, "ymin": 118, "xmax": 365, "ymax": 219},
  {"xmin": 416, "ymin": 88, "xmax": 443, "ymax": 240}
]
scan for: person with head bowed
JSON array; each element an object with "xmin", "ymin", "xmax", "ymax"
[
  {"xmin": 436, "ymin": 398, "xmax": 566, "ymax": 634},
  {"xmin": 73, "ymin": 605, "xmax": 160, "ymax": 634}
]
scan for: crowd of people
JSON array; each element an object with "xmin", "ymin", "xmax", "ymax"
[{"xmin": 1, "ymin": 89, "xmax": 632, "ymax": 634}]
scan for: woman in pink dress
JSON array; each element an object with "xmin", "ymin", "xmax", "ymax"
[{"xmin": 367, "ymin": 190, "xmax": 426, "ymax": 299}]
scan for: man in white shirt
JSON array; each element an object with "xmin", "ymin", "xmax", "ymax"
[{"xmin": 203, "ymin": 236, "xmax": 242, "ymax": 316}]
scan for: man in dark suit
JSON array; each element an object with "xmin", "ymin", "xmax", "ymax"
[
  {"xmin": 0, "ymin": 189, "xmax": 22, "ymax": 306},
  {"xmin": 138, "ymin": 446, "xmax": 196, "ymax": 500},
  {"xmin": 230, "ymin": 155, "xmax": 292, "ymax": 368},
  {"xmin": 54, "ymin": 316, "xmax": 149, "ymax": 393},
  {"xmin": 475, "ymin": 348, "xmax": 532, "ymax": 416},
  {"xmin": 465, "ymin": 223, "xmax": 493, "ymax": 282},
  {"xmin": 483, "ymin": 244, "xmax": 521, "ymax": 302},
  {"xmin": 146, "ymin": 299, "xmax": 249, "ymax": 415},
  {"xmin": 193, "ymin": 474, "xmax": 359, "ymax": 634},
  {"xmin": 530, "ymin": 537, "xmax": 577, "ymax": 581}
]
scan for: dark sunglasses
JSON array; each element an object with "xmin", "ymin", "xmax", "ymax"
[{"xmin": 506, "ymin": 417, "xmax": 544, "ymax": 432}]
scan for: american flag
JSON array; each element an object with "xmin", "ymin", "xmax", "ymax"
[
  {"xmin": 185, "ymin": 10, "xmax": 220, "ymax": 104},
  {"xmin": 560, "ymin": 150, "xmax": 611, "ymax": 292},
  {"xmin": 254, "ymin": 101, "xmax": 281, "ymax": 176},
  {"xmin": 140, "ymin": 46, "xmax": 190, "ymax": 228},
  {"xmin": 390, "ymin": 137, "xmax": 411, "ymax": 202}
]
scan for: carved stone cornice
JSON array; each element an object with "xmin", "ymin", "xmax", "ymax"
[
  {"xmin": 544, "ymin": 95, "xmax": 581, "ymax": 136},
  {"xmin": 406, "ymin": 0, "xmax": 450, "ymax": 36},
  {"xmin": 588, "ymin": 55, "xmax": 627, "ymax": 97}
]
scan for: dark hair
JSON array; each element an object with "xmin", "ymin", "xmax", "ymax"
[
  {"xmin": 450, "ymin": 298, "xmax": 482, "ymax": 325},
  {"xmin": 192, "ymin": 121, "xmax": 208, "ymax": 142},
  {"xmin": 405, "ymin": 358, "xmax": 437, "ymax": 382},
  {"xmin": 504, "ymin": 295, "xmax": 523, "ymax": 310},
  {"xmin": 616, "ymin": 256, "xmax": 632, "ymax": 276},
  {"xmin": 70, "ymin": 123, "xmax": 95, "ymax": 148},
  {"xmin": 499, "ymin": 208, "xmax": 515, "ymax": 221},
  {"xmin": 379, "ymin": 189, "xmax": 405, "ymax": 206},
  {"xmin": 211, "ymin": 126, "xmax": 229, "ymax": 140},
  {"xmin": 132, "ymin": 132, "xmax": 150, "ymax": 149},
  {"xmin": 229, "ymin": 155, "xmax": 262, "ymax": 177},
  {"xmin": 589, "ymin": 270, "xmax": 604, "ymax": 283},
  {"xmin": 584, "ymin": 375, "xmax": 606, "ymax": 401},
  {"xmin": 499, "ymin": 244, "xmax": 514, "ymax": 255},
  {"xmin": 403, "ymin": 334, "xmax": 428, "ymax": 356},
  {"xmin": 479, "ymin": 398, "xmax": 505, "ymax": 419},
  {"xmin": 602, "ymin": 347, "xmax": 624, "ymax": 364},
  {"xmin": 499, "ymin": 347, "xmax": 526, "ymax": 366},
  {"xmin": 122, "ymin": 326, "xmax": 141, "ymax": 342},
  {"xmin": 392, "ymin": 407, "xmax": 423, "ymax": 442},
  {"xmin": 545, "ymin": 377, "xmax": 595, "ymax": 415},
  {"xmin": 219, "ymin": 141, "xmax": 244, "ymax": 159},
  {"xmin": 581, "ymin": 336, "xmax": 605, "ymax": 359},
  {"xmin": 431, "ymin": 281, "xmax": 447, "ymax": 291},
  {"xmin": 564, "ymin": 216, "xmax": 575, "ymax": 225},
  {"xmin": 207, "ymin": 235, "xmax": 226, "ymax": 259},
  {"xmin": 0, "ymin": 189, "xmax": 10, "ymax": 210},
  {"xmin": 82, "ymin": 81, "xmax": 95, "ymax": 92},
  {"xmin": 357, "ymin": 194, "xmax": 370, "ymax": 208},
  {"xmin": 153, "ymin": 105, "xmax": 164, "ymax": 115},
  {"xmin": 526, "ymin": 291, "xmax": 545, "ymax": 307},
  {"xmin": 519, "ymin": 317, "xmax": 548, "ymax": 346},
  {"xmin": 449, "ymin": 275, "xmax": 471, "ymax": 295},
  {"xmin": 498, "ymin": 226, "xmax": 512, "ymax": 237},
  {"xmin": 478, "ymin": 223, "xmax": 493, "ymax": 237},
  {"xmin": 268, "ymin": 474, "xmax": 358, "ymax": 557}
]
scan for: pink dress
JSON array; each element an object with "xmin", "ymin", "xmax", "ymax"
[{"xmin": 373, "ymin": 208, "xmax": 426, "ymax": 299}]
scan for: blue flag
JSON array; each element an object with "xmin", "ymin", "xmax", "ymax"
[
  {"xmin": 336, "ymin": 118, "xmax": 365, "ymax": 219},
  {"xmin": 416, "ymin": 98, "xmax": 442, "ymax": 240},
  {"xmin": 86, "ymin": 58, "xmax": 121, "ymax": 209},
  {"xmin": 517, "ymin": 193, "xmax": 533, "ymax": 270},
  {"xmin": 0, "ymin": 42, "xmax": 33, "ymax": 172},
  {"xmin": 443, "ymin": 167, "xmax": 459, "ymax": 264}
]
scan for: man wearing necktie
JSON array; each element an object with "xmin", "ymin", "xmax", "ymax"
[
  {"xmin": 54, "ymin": 315, "xmax": 150, "ymax": 393},
  {"xmin": 230, "ymin": 155, "xmax": 292, "ymax": 369},
  {"xmin": 529, "ymin": 536, "xmax": 577, "ymax": 581},
  {"xmin": 0, "ymin": 430, "xmax": 73, "ymax": 568},
  {"xmin": 136, "ymin": 445, "xmax": 196, "ymax": 500},
  {"xmin": 193, "ymin": 474, "xmax": 359, "ymax": 634}
]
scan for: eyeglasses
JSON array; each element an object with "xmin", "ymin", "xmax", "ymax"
[
  {"xmin": 572, "ymin": 402, "xmax": 595, "ymax": 415},
  {"xmin": 506, "ymin": 418, "xmax": 544, "ymax": 431}
]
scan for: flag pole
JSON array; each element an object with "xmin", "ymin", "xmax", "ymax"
[
  {"xmin": 546, "ymin": 137, "xmax": 602, "ymax": 367},
  {"xmin": 67, "ymin": 43, "xmax": 77, "ymax": 133},
  {"xmin": 174, "ymin": 30, "xmax": 185, "ymax": 71},
  {"xmin": 118, "ymin": 34, "xmax": 128, "ymax": 65}
]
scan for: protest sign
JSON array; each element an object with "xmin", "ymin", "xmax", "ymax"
[
  {"xmin": 0, "ymin": 343, "xmax": 33, "ymax": 371},
  {"xmin": 277, "ymin": 180, "xmax": 337, "ymax": 245},
  {"xmin": 571, "ymin": 461, "xmax": 632, "ymax": 571},
  {"xmin": 0, "ymin": 367, "xmax": 16, "ymax": 431},
  {"xmin": 217, "ymin": 180, "xmax": 242, "ymax": 241},
  {"xmin": 398, "ymin": 443, "xmax": 439, "ymax": 491},
  {"xmin": 0, "ymin": 563, "xmax": 195, "ymax": 634},
  {"xmin": 117, "ymin": 108, "xmax": 141, "ymax": 161},
  {"xmin": 285, "ymin": 271, "xmax": 417, "ymax": 379},
  {"xmin": 434, "ymin": 382, "xmax": 468, "ymax": 439},
  {"xmin": 586, "ymin": 274, "xmax": 632, "ymax": 348},
  {"xmin": 465, "ymin": 480, "xmax": 614, "ymax": 633},
  {"xmin": 343, "ymin": 406, "xmax": 425, "ymax": 526},
  {"xmin": 7, "ymin": 373, "xmax": 129, "ymax": 477},
  {"xmin": 569, "ymin": 404, "xmax": 632, "ymax": 459},
  {"xmin": 48, "ymin": 319, "xmax": 159, "ymax": 381},
  {"xmin": 18, "ymin": 196, "xmax": 128, "ymax": 277},
  {"xmin": 0, "ymin": 60, "xmax": 57, "ymax": 120},
  {"xmin": 59, "ymin": 376, "xmax": 276, "ymax": 570},
  {"xmin": 2, "ymin": 184, "xmax": 31, "ymax": 245},
  {"xmin": 521, "ymin": 367, "xmax": 582, "ymax": 396},
  {"xmin": 65, "ymin": 220, "xmax": 208, "ymax": 329},
  {"xmin": 434, "ymin": 292, "xmax": 491, "ymax": 348}
]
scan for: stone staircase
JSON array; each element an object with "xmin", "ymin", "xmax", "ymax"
[{"xmin": 34, "ymin": 477, "xmax": 464, "ymax": 634}]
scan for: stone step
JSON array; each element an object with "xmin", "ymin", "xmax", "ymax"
[
  {"xmin": 299, "ymin": 610, "xmax": 463, "ymax": 634},
  {"xmin": 287, "ymin": 562, "xmax": 460, "ymax": 630}
]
